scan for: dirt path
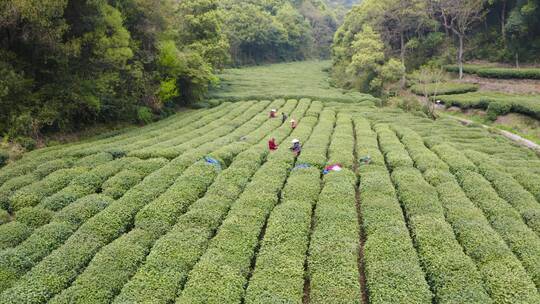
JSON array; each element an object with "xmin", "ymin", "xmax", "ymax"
[
  {"xmin": 453, "ymin": 116, "xmax": 540, "ymax": 153},
  {"xmin": 458, "ymin": 75, "xmax": 540, "ymax": 94}
]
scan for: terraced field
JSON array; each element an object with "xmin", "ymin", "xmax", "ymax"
[{"xmin": 0, "ymin": 99, "xmax": 539, "ymax": 303}]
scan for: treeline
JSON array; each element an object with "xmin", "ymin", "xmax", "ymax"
[
  {"xmin": 1, "ymin": 0, "xmax": 228, "ymax": 142},
  {"xmin": 332, "ymin": 0, "xmax": 540, "ymax": 94},
  {"xmin": 221, "ymin": 0, "xmax": 339, "ymax": 64},
  {"xmin": 0, "ymin": 0, "xmax": 344, "ymax": 142}
]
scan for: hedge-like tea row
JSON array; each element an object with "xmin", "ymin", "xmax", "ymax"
[
  {"xmin": 34, "ymin": 159, "xmax": 75, "ymax": 178},
  {"xmin": 114, "ymin": 99, "xmax": 304, "ymax": 304},
  {"xmin": 431, "ymin": 143, "xmax": 477, "ymax": 173},
  {"xmin": 393, "ymin": 128, "xmax": 448, "ymax": 172},
  {"xmin": 0, "ymin": 102, "xmax": 276, "ymax": 303},
  {"xmin": 353, "ymin": 117, "xmax": 385, "ymax": 167},
  {"xmin": 176, "ymin": 112, "xmax": 316, "ymax": 304},
  {"xmin": 245, "ymin": 119, "xmax": 329, "ymax": 303},
  {"xmin": 465, "ymin": 151, "xmax": 540, "ymax": 236},
  {"xmin": 49, "ymin": 100, "xmax": 290, "ymax": 303},
  {"xmin": 65, "ymin": 103, "xmax": 231, "ymax": 158},
  {"xmin": 390, "ymin": 168, "xmax": 491, "ymax": 303},
  {"xmin": 101, "ymin": 158, "xmax": 168, "ymax": 199},
  {"xmin": 444, "ymin": 64, "xmax": 540, "ymax": 79},
  {"xmin": 49, "ymin": 229, "xmax": 154, "ymax": 304},
  {"xmin": 39, "ymin": 157, "xmax": 134, "ymax": 212},
  {"xmin": 128, "ymin": 102, "xmax": 250, "ymax": 159},
  {"xmin": 50, "ymin": 160, "xmax": 221, "ymax": 303},
  {"xmin": 305, "ymin": 100, "xmax": 323, "ymax": 117},
  {"xmin": 8, "ymin": 167, "xmax": 88, "ymax": 212},
  {"xmin": 0, "ymin": 158, "xmax": 134, "ymax": 251},
  {"xmin": 374, "ymin": 124, "xmax": 414, "ymax": 170},
  {"xmin": 308, "ymin": 168, "xmax": 360, "ymax": 304},
  {"xmin": 0, "ymin": 157, "xmax": 78, "ymax": 211},
  {"xmin": 433, "ymin": 92, "xmax": 540, "ymax": 120},
  {"xmin": 0, "ymin": 195, "xmax": 113, "ymax": 292},
  {"xmin": 327, "ymin": 113, "xmax": 355, "ymax": 169},
  {"xmin": 411, "ymin": 82, "xmax": 479, "ymax": 96},
  {"xmin": 297, "ymin": 109, "xmax": 335, "ymax": 169},
  {"xmin": 353, "ymin": 117, "xmax": 432, "ymax": 304},
  {"xmin": 0, "ymin": 174, "xmax": 38, "ymax": 211},
  {"xmin": 426, "ymin": 171, "xmax": 540, "ymax": 303},
  {"xmin": 477, "ymin": 68, "xmax": 540, "ymax": 79},
  {"xmin": 140, "ymin": 101, "xmax": 263, "ymax": 159},
  {"xmin": 454, "ymin": 169, "xmax": 540, "ymax": 289},
  {"xmin": 511, "ymin": 171, "xmax": 540, "ymax": 203}
]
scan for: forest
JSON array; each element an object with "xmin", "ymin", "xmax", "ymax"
[
  {"xmin": 2, "ymin": 0, "xmax": 539, "ymax": 146},
  {"xmin": 0, "ymin": 0, "xmax": 349, "ymax": 143},
  {"xmin": 332, "ymin": 0, "xmax": 540, "ymax": 94}
]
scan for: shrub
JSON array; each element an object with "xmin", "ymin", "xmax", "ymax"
[
  {"xmin": 15, "ymin": 207, "xmax": 54, "ymax": 228},
  {"xmin": 10, "ymin": 167, "xmax": 88, "ymax": 211},
  {"xmin": 15, "ymin": 137, "xmax": 36, "ymax": 151},
  {"xmin": 0, "ymin": 222, "xmax": 31, "ymax": 250},
  {"xmin": 476, "ymin": 68, "xmax": 540, "ymax": 80},
  {"xmin": 433, "ymin": 92, "xmax": 540, "ymax": 119},
  {"xmin": 358, "ymin": 166, "xmax": 431, "ymax": 303},
  {"xmin": 75, "ymin": 152, "xmax": 113, "ymax": 167},
  {"xmin": 50, "ymin": 229, "xmax": 154, "ymax": 304},
  {"xmin": 102, "ymin": 170, "xmax": 142, "ymax": 199},
  {"xmin": 0, "ymin": 150, "xmax": 8, "ymax": 167},
  {"xmin": 177, "ymin": 117, "xmax": 316, "ymax": 304},
  {"xmin": 455, "ymin": 170, "xmax": 540, "ymax": 288},
  {"xmin": 134, "ymin": 161, "xmax": 220, "ymax": 235},
  {"xmin": 34, "ymin": 159, "xmax": 73, "ymax": 178},
  {"xmin": 0, "ymin": 222, "xmax": 75, "ymax": 291},
  {"xmin": 0, "ymin": 210, "xmax": 10, "ymax": 225},
  {"xmin": 434, "ymin": 178, "xmax": 539, "ymax": 303},
  {"xmin": 308, "ymin": 169, "xmax": 361, "ymax": 304},
  {"xmin": 54, "ymin": 194, "xmax": 113, "ymax": 226},
  {"xmin": 137, "ymin": 107, "xmax": 154, "ymax": 125},
  {"xmin": 391, "ymin": 168, "xmax": 491, "ymax": 303},
  {"xmin": 39, "ymin": 186, "xmax": 89, "ymax": 211},
  {"xmin": 486, "ymin": 102, "xmax": 511, "ymax": 120}
]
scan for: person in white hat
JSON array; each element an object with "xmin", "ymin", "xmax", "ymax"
[
  {"xmin": 290, "ymin": 138, "xmax": 301, "ymax": 155},
  {"xmin": 290, "ymin": 119, "xmax": 297, "ymax": 129},
  {"xmin": 269, "ymin": 109, "xmax": 277, "ymax": 118}
]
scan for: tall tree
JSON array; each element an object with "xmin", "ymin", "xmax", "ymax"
[{"xmin": 430, "ymin": 0, "xmax": 486, "ymax": 79}]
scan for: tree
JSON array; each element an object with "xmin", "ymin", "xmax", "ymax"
[{"xmin": 431, "ymin": 0, "xmax": 486, "ymax": 79}]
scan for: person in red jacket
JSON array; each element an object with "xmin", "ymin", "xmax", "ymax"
[
  {"xmin": 270, "ymin": 109, "xmax": 277, "ymax": 118},
  {"xmin": 268, "ymin": 138, "xmax": 278, "ymax": 151}
]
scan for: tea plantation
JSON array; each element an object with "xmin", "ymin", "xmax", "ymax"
[{"xmin": 0, "ymin": 98, "xmax": 539, "ymax": 304}]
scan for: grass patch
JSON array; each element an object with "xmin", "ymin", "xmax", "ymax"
[{"xmin": 208, "ymin": 60, "xmax": 379, "ymax": 104}]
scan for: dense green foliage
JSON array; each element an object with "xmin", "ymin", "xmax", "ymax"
[
  {"xmin": 0, "ymin": 0, "xmax": 229, "ymax": 139},
  {"xmin": 332, "ymin": 0, "xmax": 540, "ymax": 91}
]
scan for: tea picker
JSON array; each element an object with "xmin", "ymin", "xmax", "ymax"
[
  {"xmin": 268, "ymin": 137, "xmax": 278, "ymax": 151},
  {"xmin": 290, "ymin": 139, "xmax": 302, "ymax": 156}
]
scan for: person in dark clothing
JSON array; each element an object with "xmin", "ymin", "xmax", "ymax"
[
  {"xmin": 281, "ymin": 112, "xmax": 288, "ymax": 123},
  {"xmin": 290, "ymin": 139, "xmax": 301, "ymax": 156}
]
